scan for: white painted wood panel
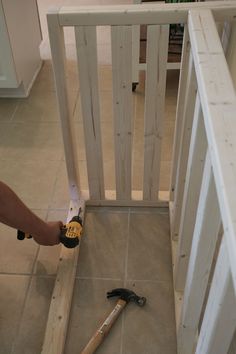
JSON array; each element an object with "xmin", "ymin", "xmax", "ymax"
[
  {"xmin": 196, "ymin": 238, "xmax": 236, "ymax": 354},
  {"xmin": 174, "ymin": 95, "xmax": 207, "ymax": 291},
  {"xmin": 177, "ymin": 152, "xmax": 221, "ymax": 354},
  {"xmin": 58, "ymin": 2, "xmax": 236, "ymax": 26},
  {"xmin": 75, "ymin": 26, "xmax": 105, "ymax": 200},
  {"xmin": 188, "ymin": 8, "xmax": 236, "ymax": 295},
  {"xmin": 143, "ymin": 24, "xmax": 169, "ymax": 200},
  {"xmin": 171, "ymin": 50, "xmax": 197, "ymax": 240},
  {"xmin": 170, "ymin": 26, "xmax": 190, "ymax": 201},
  {"xmin": 111, "ymin": 25, "xmax": 133, "ymax": 200}
]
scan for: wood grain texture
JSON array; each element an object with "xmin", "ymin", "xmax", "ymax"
[{"xmin": 75, "ymin": 26, "xmax": 105, "ymax": 200}]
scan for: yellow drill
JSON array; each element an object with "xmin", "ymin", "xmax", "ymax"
[{"xmin": 17, "ymin": 208, "xmax": 83, "ymax": 249}]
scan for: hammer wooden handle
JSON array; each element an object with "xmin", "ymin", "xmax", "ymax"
[{"xmin": 80, "ymin": 299, "xmax": 127, "ymax": 354}]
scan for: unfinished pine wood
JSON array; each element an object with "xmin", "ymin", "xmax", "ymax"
[
  {"xmin": 58, "ymin": 2, "xmax": 236, "ymax": 26},
  {"xmin": 47, "ymin": 9, "xmax": 80, "ymax": 200},
  {"xmin": 143, "ymin": 24, "xmax": 169, "ymax": 200},
  {"xmin": 174, "ymin": 94, "xmax": 207, "ymax": 291},
  {"xmin": 177, "ymin": 152, "xmax": 221, "ymax": 354},
  {"xmin": 195, "ymin": 238, "xmax": 236, "ymax": 354},
  {"xmin": 41, "ymin": 199, "xmax": 85, "ymax": 354},
  {"xmin": 171, "ymin": 50, "xmax": 197, "ymax": 240},
  {"xmin": 111, "ymin": 25, "xmax": 133, "ymax": 200},
  {"xmin": 226, "ymin": 23, "xmax": 236, "ymax": 89},
  {"xmin": 169, "ymin": 26, "xmax": 190, "ymax": 202},
  {"xmin": 188, "ymin": 8, "xmax": 236, "ymax": 294},
  {"xmin": 75, "ymin": 26, "xmax": 105, "ymax": 200}
]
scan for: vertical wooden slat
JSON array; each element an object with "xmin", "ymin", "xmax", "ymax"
[
  {"xmin": 75, "ymin": 26, "xmax": 105, "ymax": 200},
  {"xmin": 171, "ymin": 50, "xmax": 197, "ymax": 240},
  {"xmin": 47, "ymin": 9, "xmax": 80, "ymax": 201},
  {"xmin": 111, "ymin": 25, "xmax": 133, "ymax": 200},
  {"xmin": 174, "ymin": 94, "xmax": 207, "ymax": 290},
  {"xmin": 143, "ymin": 24, "xmax": 169, "ymax": 200},
  {"xmin": 196, "ymin": 238, "xmax": 236, "ymax": 354},
  {"xmin": 132, "ymin": 24, "xmax": 140, "ymax": 85},
  {"xmin": 169, "ymin": 25, "xmax": 190, "ymax": 202},
  {"xmin": 177, "ymin": 151, "xmax": 221, "ymax": 354}
]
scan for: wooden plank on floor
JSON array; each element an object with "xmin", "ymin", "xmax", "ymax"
[{"xmin": 41, "ymin": 199, "xmax": 85, "ymax": 354}]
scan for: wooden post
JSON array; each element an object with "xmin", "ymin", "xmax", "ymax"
[
  {"xmin": 111, "ymin": 25, "xmax": 133, "ymax": 200},
  {"xmin": 75, "ymin": 26, "xmax": 105, "ymax": 200},
  {"xmin": 195, "ymin": 238, "xmax": 236, "ymax": 354},
  {"xmin": 174, "ymin": 94, "xmax": 207, "ymax": 291},
  {"xmin": 143, "ymin": 24, "xmax": 169, "ymax": 200},
  {"xmin": 171, "ymin": 50, "xmax": 197, "ymax": 240},
  {"xmin": 169, "ymin": 26, "xmax": 190, "ymax": 202},
  {"xmin": 177, "ymin": 151, "xmax": 221, "ymax": 354},
  {"xmin": 47, "ymin": 8, "xmax": 80, "ymax": 201}
]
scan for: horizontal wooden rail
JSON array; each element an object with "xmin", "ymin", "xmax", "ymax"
[{"xmin": 58, "ymin": 2, "xmax": 236, "ymax": 26}]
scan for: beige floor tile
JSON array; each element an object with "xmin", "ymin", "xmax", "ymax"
[
  {"xmin": 0, "ymin": 98, "xmax": 19, "ymax": 122},
  {"xmin": 0, "ymin": 159, "xmax": 60, "ymax": 209},
  {"xmin": 0, "ymin": 122, "xmax": 64, "ymax": 161},
  {"xmin": 0, "ymin": 210, "xmax": 46, "ymax": 274},
  {"xmin": 34, "ymin": 210, "xmax": 68, "ymax": 276},
  {"xmin": 99, "ymin": 65, "xmax": 113, "ymax": 91},
  {"xmin": 11, "ymin": 276, "xmax": 55, "ymax": 354},
  {"xmin": 13, "ymin": 91, "xmax": 59, "ymax": 123},
  {"xmin": 77, "ymin": 211, "xmax": 128, "ymax": 278},
  {"xmin": 127, "ymin": 212, "xmax": 172, "ymax": 282},
  {"xmin": 122, "ymin": 280, "xmax": 177, "ymax": 354},
  {"xmin": 0, "ymin": 274, "xmax": 30, "ymax": 354},
  {"xmin": 65, "ymin": 278, "xmax": 123, "ymax": 354},
  {"xmin": 32, "ymin": 59, "xmax": 79, "ymax": 93}
]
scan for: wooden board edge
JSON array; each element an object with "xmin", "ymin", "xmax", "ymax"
[
  {"xmin": 41, "ymin": 199, "xmax": 85, "ymax": 354},
  {"xmin": 169, "ymin": 201, "xmax": 183, "ymax": 337}
]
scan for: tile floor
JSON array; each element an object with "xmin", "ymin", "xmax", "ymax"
[{"xmin": 0, "ymin": 0, "xmax": 179, "ymax": 353}]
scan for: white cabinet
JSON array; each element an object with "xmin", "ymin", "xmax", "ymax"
[{"xmin": 0, "ymin": 0, "xmax": 42, "ymax": 97}]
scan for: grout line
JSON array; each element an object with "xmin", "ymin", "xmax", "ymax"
[
  {"xmin": 76, "ymin": 276, "xmax": 123, "ymax": 281},
  {"xmin": 9, "ymin": 101, "xmax": 20, "ymax": 122},
  {"xmin": 120, "ymin": 208, "xmax": 131, "ymax": 354}
]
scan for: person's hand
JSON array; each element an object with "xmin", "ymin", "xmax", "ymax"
[{"xmin": 33, "ymin": 221, "xmax": 63, "ymax": 246}]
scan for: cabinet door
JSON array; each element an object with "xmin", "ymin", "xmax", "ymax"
[{"xmin": 0, "ymin": 1, "xmax": 19, "ymax": 88}]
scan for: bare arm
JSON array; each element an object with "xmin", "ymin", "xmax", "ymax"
[{"xmin": 0, "ymin": 181, "xmax": 62, "ymax": 246}]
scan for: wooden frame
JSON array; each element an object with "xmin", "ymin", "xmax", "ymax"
[{"xmin": 46, "ymin": 3, "xmax": 236, "ymax": 354}]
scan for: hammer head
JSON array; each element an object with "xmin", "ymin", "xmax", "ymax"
[{"xmin": 107, "ymin": 288, "xmax": 146, "ymax": 307}]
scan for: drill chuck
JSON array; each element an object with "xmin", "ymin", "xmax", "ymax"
[{"xmin": 59, "ymin": 215, "xmax": 83, "ymax": 248}]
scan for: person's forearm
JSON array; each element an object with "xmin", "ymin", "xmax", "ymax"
[
  {"xmin": 0, "ymin": 181, "xmax": 62, "ymax": 245},
  {"xmin": 0, "ymin": 182, "xmax": 48, "ymax": 235}
]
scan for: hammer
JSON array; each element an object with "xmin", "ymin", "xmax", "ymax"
[{"xmin": 80, "ymin": 288, "xmax": 146, "ymax": 354}]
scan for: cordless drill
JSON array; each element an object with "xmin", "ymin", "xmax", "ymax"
[{"xmin": 17, "ymin": 208, "xmax": 83, "ymax": 249}]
